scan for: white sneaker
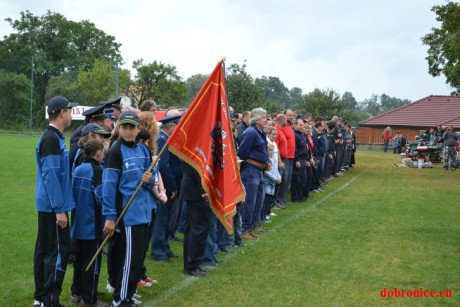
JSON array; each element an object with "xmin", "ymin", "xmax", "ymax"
[
  {"xmin": 33, "ymin": 300, "xmax": 43, "ymax": 307},
  {"xmin": 133, "ymin": 292, "xmax": 142, "ymax": 299},
  {"xmin": 106, "ymin": 281, "xmax": 115, "ymax": 294},
  {"xmin": 269, "ymin": 212, "xmax": 277, "ymax": 216},
  {"xmin": 132, "ymin": 297, "xmax": 143, "ymax": 305}
]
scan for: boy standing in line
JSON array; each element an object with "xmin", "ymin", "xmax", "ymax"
[
  {"xmin": 102, "ymin": 111, "xmax": 156, "ymax": 307},
  {"xmin": 34, "ymin": 96, "xmax": 77, "ymax": 307},
  {"xmin": 71, "ymin": 140, "xmax": 108, "ymax": 307}
]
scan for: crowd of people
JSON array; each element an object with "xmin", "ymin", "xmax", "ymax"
[
  {"xmin": 33, "ymin": 96, "xmax": 357, "ymax": 307},
  {"xmin": 384, "ymin": 125, "xmax": 458, "ymax": 170}
]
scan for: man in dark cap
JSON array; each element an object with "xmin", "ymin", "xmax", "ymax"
[
  {"xmin": 151, "ymin": 110, "xmax": 183, "ymax": 261},
  {"xmin": 69, "ymin": 104, "xmax": 111, "ymax": 170},
  {"xmin": 103, "ymin": 97, "xmax": 122, "ymax": 120},
  {"xmin": 34, "ymin": 96, "xmax": 78, "ymax": 307}
]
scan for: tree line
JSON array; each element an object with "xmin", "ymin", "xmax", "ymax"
[{"xmin": 1, "ymin": 3, "xmax": 458, "ymax": 129}]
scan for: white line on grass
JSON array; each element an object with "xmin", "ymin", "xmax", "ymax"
[{"xmin": 146, "ymin": 173, "xmax": 362, "ymax": 306}]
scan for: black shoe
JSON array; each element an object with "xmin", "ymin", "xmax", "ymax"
[
  {"xmin": 219, "ymin": 248, "xmax": 233, "ymax": 254},
  {"xmin": 184, "ymin": 268, "xmax": 207, "ymax": 277},
  {"xmin": 202, "ymin": 261, "xmax": 218, "ymax": 266},
  {"xmin": 151, "ymin": 256, "xmax": 169, "ymax": 261}
]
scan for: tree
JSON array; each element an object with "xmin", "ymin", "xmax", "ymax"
[
  {"xmin": 45, "ymin": 72, "xmax": 79, "ymax": 103},
  {"xmin": 288, "ymin": 87, "xmax": 303, "ymax": 109},
  {"xmin": 255, "ymin": 76, "xmax": 289, "ymax": 110},
  {"xmin": 77, "ymin": 59, "xmax": 118, "ymax": 105},
  {"xmin": 0, "ymin": 10, "xmax": 122, "ymax": 127},
  {"xmin": 342, "ymin": 92, "xmax": 358, "ymax": 110},
  {"xmin": 132, "ymin": 59, "xmax": 188, "ymax": 107},
  {"xmin": 297, "ymin": 88, "xmax": 347, "ymax": 118},
  {"xmin": 422, "ymin": 2, "xmax": 460, "ymax": 94},
  {"xmin": 226, "ymin": 61, "xmax": 264, "ymax": 112},
  {"xmin": 361, "ymin": 94, "xmax": 380, "ymax": 116},
  {"xmin": 186, "ymin": 74, "xmax": 208, "ymax": 102},
  {"xmin": 380, "ymin": 94, "xmax": 410, "ymax": 112},
  {"xmin": 0, "ymin": 70, "xmax": 30, "ymax": 129}
]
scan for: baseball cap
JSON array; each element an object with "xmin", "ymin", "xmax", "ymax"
[
  {"xmin": 81, "ymin": 123, "xmax": 111, "ymax": 137},
  {"xmin": 118, "ymin": 111, "xmax": 140, "ymax": 126},
  {"xmin": 47, "ymin": 96, "xmax": 78, "ymax": 114}
]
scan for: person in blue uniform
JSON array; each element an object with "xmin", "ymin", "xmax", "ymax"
[
  {"xmin": 150, "ymin": 113, "xmax": 183, "ymax": 261},
  {"xmin": 181, "ymin": 162, "xmax": 212, "ymax": 277},
  {"xmin": 236, "ymin": 108, "xmax": 269, "ymax": 241},
  {"xmin": 34, "ymin": 96, "xmax": 77, "ymax": 307},
  {"xmin": 102, "ymin": 111, "xmax": 156, "ymax": 307},
  {"xmin": 71, "ymin": 123, "xmax": 111, "ymax": 174},
  {"xmin": 70, "ymin": 104, "xmax": 111, "ymax": 170},
  {"xmin": 291, "ymin": 118, "xmax": 308, "ymax": 202},
  {"xmin": 70, "ymin": 139, "xmax": 108, "ymax": 307}
]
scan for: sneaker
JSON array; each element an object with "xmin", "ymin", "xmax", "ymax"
[
  {"xmin": 313, "ymin": 189, "xmax": 320, "ymax": 193},
  {"xmin": 137, "ymin": 280, "xmax": 152, "ymax": 287},
  {"xmin": 143, "ymin": 277, "xmax": 158, "ymax": 284},
  {"xmin": 33, "ymin": 300, "xmax": 43, "ymax": 307},
  {"xmin": 132, "ymin": 297, "xmax": 142, "ymax": 305},
  {"xmin": 133, "ymin": 292, "xmax": 142, "ymax": 300},
  {"xmin": 269, "ymin": 212, "xmax": 277, "ymax": 216},
  {"xmin": 111, "ymin": 300, "xmax": 136, "ymax": 307},
  {"xmin": 71, "ymin": 294, "xmax": 82, "ymax": 303},
  {"xmin": 106, "ymin": 281, "xmax": 115, "ymax": 294}
]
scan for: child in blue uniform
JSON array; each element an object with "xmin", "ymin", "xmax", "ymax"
[
  {"xmin": 71, "ymin": 139, "xmax": 107, "ymax": 307},
  {"xmin": 102, "ymin": 111, "xmax": 156, "ymax": 307}
]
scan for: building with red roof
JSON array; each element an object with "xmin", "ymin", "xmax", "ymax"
[{"xmin": 356, "ymin": 95, "xmax": 460, "ymax": 144}]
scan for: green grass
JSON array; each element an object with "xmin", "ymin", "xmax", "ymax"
[{"xmin": 0, "ymin": 134, "xmax": 459, "ymax": 306}]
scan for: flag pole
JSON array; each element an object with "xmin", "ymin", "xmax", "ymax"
[{"xmin": 85, "ymin": 144, "xmax": 168, "ymax": 271}]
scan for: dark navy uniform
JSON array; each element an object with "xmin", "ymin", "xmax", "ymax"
[{"xmin": 181, "ymin": 162, "xmax": 212, "ymax": 274}]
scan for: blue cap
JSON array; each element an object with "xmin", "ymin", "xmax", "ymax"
[
  {"xmin": 82, "ymin": 104, "xmax": 109, "ymax": 120},
  {"xmin": 102, "ymin": 97, "xmax": 122, "ymax": 110},
  {"xmin": 118, "ymin": 111, "xmax": 140, "ymax": 126},
  {"xmin": 47, "ymin": 96, "xmax": 78, "ymax": 114},
  {"xmin": 159, "ymin": 114, "xmax": 181, "ymax": 125},
  {"xmin": 81, "ymin": 123, "xmax": 111, "ymax": 137}
]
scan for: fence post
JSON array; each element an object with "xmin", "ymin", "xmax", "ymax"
[
  {"xmin": 29, "ymin": 56, "xmax": 34, "ymax": 135},
  {"xmin": 115, "ymin": 60, "xmax": 119, "ymax": 97}
]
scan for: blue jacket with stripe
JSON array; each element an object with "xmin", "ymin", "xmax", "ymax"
[
  {"xmin": 35, "ymin": 126, "xmax": 75, "ymax": 213},
  {"xmin": 102, "ymin": 139, "xmax": 156, "ymax": 226},
  {"xmin": 71, "ymin": 158, "xmax": 104, "ymax": 240}
]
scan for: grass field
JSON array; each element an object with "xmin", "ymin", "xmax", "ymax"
[{"xmin": 0, "ymin": 134, "xmax": 459, "ymax": 306}]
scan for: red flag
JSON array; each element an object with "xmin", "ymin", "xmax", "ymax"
[{"xmin": 167, "ymin": 61, "xmax": 245, "ymax": 233}]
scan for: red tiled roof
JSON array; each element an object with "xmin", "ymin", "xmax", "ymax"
[{"xmin": 359, "ymin": 95, "xmax": 460, "ymax": 128}]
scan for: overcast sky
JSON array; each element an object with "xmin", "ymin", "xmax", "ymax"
[{"xmin": 0, "ymin": 0, "xmax": 453, "ymax": 102}]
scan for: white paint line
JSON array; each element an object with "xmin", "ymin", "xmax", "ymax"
[{"xmin": 146, "ymin": 173, "xmax": 362, "ymax": 306}]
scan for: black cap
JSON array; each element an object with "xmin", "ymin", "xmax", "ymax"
[
  {"xmin": 81, "ymin": 123, "xmax": 111, "ymax": 137},
  {"xmin": 102, "ymin": 97, "xmax": 122, "ymax": 110},
  {"xmin": 82, "ymin": 104, "xmax": 109, "ymax": 120},
  {"xmin": 47, "ymin": 96, "xmax": 78, "ymax": 114},
  {"xmin": 105, "ymin": 108, "xmax": 117, "ymax": 119},
  {"xmin": 159, "ymin": 114, "xmax": 182, "ymax": 125}
]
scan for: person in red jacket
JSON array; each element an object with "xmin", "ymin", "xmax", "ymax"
[{"xmin": 382, "ymin": 126, "xmax": 392, "ymax": 153}]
